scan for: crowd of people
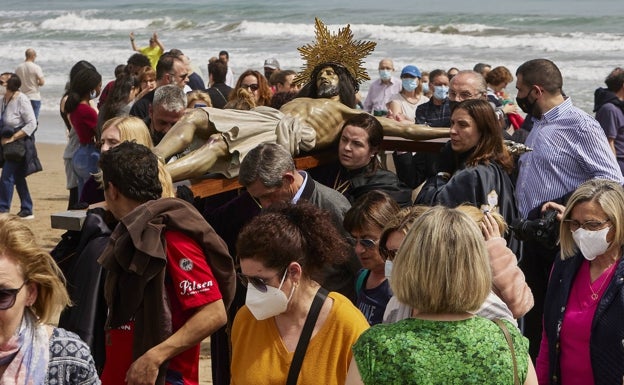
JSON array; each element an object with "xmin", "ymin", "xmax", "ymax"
[{"xmin": 1, "ymin": 18, "xmax": 624, "ymax": 385}]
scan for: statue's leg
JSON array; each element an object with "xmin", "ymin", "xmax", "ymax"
[
  {"xmin": 165, "ymin": 134, "xmax": 230, "ymax": 182},
  {"xmin": 153, "ymin": 108, "xmax": 212, "ymax": 161}
]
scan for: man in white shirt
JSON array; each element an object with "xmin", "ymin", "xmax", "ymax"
[
  {"xmin": 15, "ymin": 48, "xmax": 45, "ymax": 120},
  {"xmin": 362, "ymin": 58, "xmax": 401, "ymax": 116}
]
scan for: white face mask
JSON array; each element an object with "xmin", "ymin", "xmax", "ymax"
[
  {"xmin": 572, "ymin": 227, "xmax": 611, "ymax": 261},
  {"xmin": 384, "ymin": 260, "xmax": 393, "ymax": 281},
  {"xmin": 245, "ymin": 269, "xmax": 295, "ymax": 320}
]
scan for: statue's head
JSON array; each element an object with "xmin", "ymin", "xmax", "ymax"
[
  {"xmin": 293, "ymin": 19, "xmax": 375, "ymax": 108},
  {"xmin": 298, "ymin": 63, "xmax": 357, "ymax": 107}
]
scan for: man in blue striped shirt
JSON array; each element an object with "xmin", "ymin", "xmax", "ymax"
[{"xmin": 514, "ymin": 58, "xmax": 624, "ymax": 360}]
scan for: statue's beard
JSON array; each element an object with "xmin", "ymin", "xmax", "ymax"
[{"xmin": 317, "ymin": 83, "xmax": 339, "ymax": 98}]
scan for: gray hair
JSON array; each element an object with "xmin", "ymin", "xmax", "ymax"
[
  {"xmin": 153, "ymin": 84, "xmax": 187, "ymax": 112},
  {"xmin": 451, "ymin": 70, "xmax": 488, "ymax": 95},
  {"xmin": 239, "ymin": 142, "xmax": 295, "ymax": 188}
]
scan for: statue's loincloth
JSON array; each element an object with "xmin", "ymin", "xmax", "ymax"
[{"xmin": 201, "ymin": 106, "xmax": 316, "ymax": 178}]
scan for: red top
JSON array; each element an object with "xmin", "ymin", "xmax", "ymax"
[
  {"xmin": 100, "ymin": 230, "xmax": 223, "ymax": 385},
  {"xmin": 69, "ymin": 102, "xmax": 98, "ymax": 144}
]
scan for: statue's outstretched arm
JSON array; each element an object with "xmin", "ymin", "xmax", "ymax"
[
  {"xmin": 165, "ymin": 134, "xmax": 229, "ymax": 182},
  {"xmin": 153, "ymin": 108, "xmax": 211, "ymax": 161},
  {"xmin": 377, "ymin": 116, "xmax": 449, "ymax": 141}
]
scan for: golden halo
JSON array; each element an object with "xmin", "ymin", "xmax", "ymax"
[{"xmin": 293, "ymin": 18, "xmax": 376, "ymax": 87}]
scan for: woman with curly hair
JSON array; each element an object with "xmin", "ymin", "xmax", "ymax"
[{"xmin": 231, "ymin": 202, "xmax": 369, "ymax": 385}]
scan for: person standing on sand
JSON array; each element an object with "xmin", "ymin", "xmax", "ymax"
[
  {"xmin": 15, "ymin": 48, "xmax": 45, "ymax": 121},
  {"xmin": 129, "ymin": 31, "xmax": 164, "ymax": 69}
]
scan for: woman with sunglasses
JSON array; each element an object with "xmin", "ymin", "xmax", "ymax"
[
  {"xmin": 229, "ymin": 69, "xmax": 272, "ymax": 107},
  {"xmin": 380, "ymin": 204, "xmax": 533, "ymax": 324},
  {"xmin": 346, "ymin": 206, "xmax": 537, "ymax": 385},
  {"xmin": 0, "ymin": 214, "xmax": 99, "ymax": 384},
  {"xmin": 536, "ymin": 179, "xmax": 624, "ymax": 385},
  {"xmin": 343, "ymin": 190, "xmax": 400, "ymax": 325},
  {"xmin": 231, "ymin": 202, "xmax": 369, "ymax": 385}
]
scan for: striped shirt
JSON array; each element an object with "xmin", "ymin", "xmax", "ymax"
[
  {"xmin": 516, "ymin": 97, "xmax": 624, "ymax": 218},
  {"xmin": 415, "ymin": 98, "xmax": 451, "ymax": 127}
]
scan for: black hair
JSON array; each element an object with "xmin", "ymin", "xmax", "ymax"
[
  {"xmin": 208, "ymin": 59, "xmax": 227, "ymax": 84},
  {"xmin": 99, "ymin": 141, "xmax": 162, "ymax": 202},
  {"xmin": 6, "ymin": 74, "xmax": 21, "ymax": 92},
  {"xmin": 297, "ymin": 63, "xmax": 357, "ymax": 108},
  {"xmin": 64, "ymin": 68, "xmax": 102, "ymax": 113}
]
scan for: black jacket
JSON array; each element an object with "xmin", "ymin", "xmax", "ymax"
[
  {"xmin": 342, "ymin": 165, "xmax": 413, "ymax": 208},
  {"xmin": 206, "ymin": 83, "xmax": 233, "ymax": 109},
  {"xmin": 593, "ymin": 87, "xmax": 624, "ymax": 113},
  {"xmin": 542, "ymin": 251, "xmax": 624, "ymax": 385}
]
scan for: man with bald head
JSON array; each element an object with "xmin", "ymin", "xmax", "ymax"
[
  {"xmin": 362, "ymin": 58, "xmax": 401, "ymax": 116},
  {"xmin": 15, "ymin": 48, "xmax": 45, "ymax": 120}
]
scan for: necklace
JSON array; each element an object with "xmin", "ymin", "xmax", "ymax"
[{"xmin": 589, "ymin": 262, "xmax": 617, "ymax": 301}]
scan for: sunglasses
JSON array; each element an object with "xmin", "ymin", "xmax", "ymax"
[
  {"xmin": 379, "ymin": 246, "xmax": 399, "ymax": 262},
  {"xmin": 347, "ymin": 236, "xmax": 378, "ymax": 249},
  {"xmin": 241, "ymin": 83, "xmax": 259, "ymax": 91},
  {"xmin": 0, "ymin": 281, "xmax": 27, "ymax": 310},
  {"xmin": 237, "ymin": 268, "xmax": 286, "ymax": 293}
]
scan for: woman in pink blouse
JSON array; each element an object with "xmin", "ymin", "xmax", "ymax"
[{"xmin": 537, "ymin": 179, "xmax": 624, "ymax": 385}]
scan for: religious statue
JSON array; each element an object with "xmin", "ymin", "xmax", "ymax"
[{"xmin": 153, "ymin": 19, "xmax": 449, "ymax": 182}]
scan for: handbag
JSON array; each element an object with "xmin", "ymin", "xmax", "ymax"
[
  {"xmin": 285, "ymin": 287, "xmax": 329, "ymax": 385},
  {"xmin": 493, "ymin": 318, "xmax": 520, "ymax": 385},
  {"xmin": 3, "ymin": 138, "xmax": 26, "ymax": 162}
]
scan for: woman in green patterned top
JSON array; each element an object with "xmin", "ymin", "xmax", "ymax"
[{"xmin": 345, "ymin": 206, "xmax": 538, "ymax": 385}]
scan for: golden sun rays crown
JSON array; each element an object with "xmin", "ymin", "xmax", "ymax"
[{"xmin": 294, "ymin": 18, "xmax": 376, "ymax": 87}]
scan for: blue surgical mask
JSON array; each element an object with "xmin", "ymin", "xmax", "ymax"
[
  {"xmin": 433, "ymin": 85, "xmax": 449, "ymax": 100},
  {"xmin": 90, "ymin": 90, "xmax": 98, "ymax": 100},
  {"xmin": 421, "ymin": 82, "xmax": 429, "ymax": 94},
  {"xmin": 379, "ymin": 69, "xmax": 392, "ymax": 81},
  {"xmin": 402, "ymin": 78, "xmax": 419, "ymax": 92}
]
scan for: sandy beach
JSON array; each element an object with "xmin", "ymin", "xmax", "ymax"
[{"xmin": 11, "ymin": 142, "xmax": 213, "ymax": 384}]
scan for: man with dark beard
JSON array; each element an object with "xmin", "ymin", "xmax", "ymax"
[{"xmin": 297, "ymin": 64, "xmax": 358, "ymax": 108}]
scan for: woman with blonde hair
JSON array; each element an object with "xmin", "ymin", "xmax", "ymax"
[
  {"xmin": 186, "ymin": 89, "xmax": 213, "ymax": 108},
  {"xmin": 537, "ymin": 179, "xmax": 624, "ymax": 384},
  {"xmin": 0, "ymin": 214, "xmax": 100, "ymax": 384},
  {"xmin": 346, "ymin": 206, "xmax": 537, "ymax": 385}
]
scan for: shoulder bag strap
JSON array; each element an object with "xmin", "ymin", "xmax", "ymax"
[
  {"xmin": 285, "ymin": 287, "xmax": 329, "ymax": 385},
  {"xmin": 355, "ymin": 269, "xmax": 368, "ymax": 297},
  {"xmin": 492, "ymin": 318, "xmax": 520, "ymax": 385}
]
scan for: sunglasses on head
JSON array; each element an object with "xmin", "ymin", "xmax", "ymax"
[
  {"xmin": 0, "ymin": 281, "xmax": 27, "ymax": 310},
  {"xmin": 347, "ymin": 236, "xmax": 378, "ymax": 249},
  {"xmin": 237, "ymin": 268, "xmax": 287, "ymax": 293},
  {"xmin": 241, "ymin": 83, "xmax": 259, "ymax": 91}
]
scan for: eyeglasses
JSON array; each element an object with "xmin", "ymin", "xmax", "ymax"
[
  {"xmin": 241, "ymin": 84, "xmax": 259, "ymax": 91},
  {"xmin": 0, "ymin": 281, "xmax": 27, "ymax": 310},
  {"xmin": 379, "ymin": 246, "xmax": 399, "ymax": 261},
  {"xmin": 237, "ymin": 268, "xmax": 286, "ymax": 293},
  {"xmin": 170, "ymin": 73, "xmax": 189, "ymax": 80},
  {"xmin": 564, "ymin": 218, "xmax": 610, "ymax": 232},
  {"xmin": 448, "ymin": 90, "xmax": 483, "ymax": 100},
  {"xmin": 347, "ymin": 236, "xmax": 378, "ymax": 249}
]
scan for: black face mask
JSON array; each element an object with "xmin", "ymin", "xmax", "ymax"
[{"xmin": 516, "ymin": 88, "xmax": 538, "ymax": 118}]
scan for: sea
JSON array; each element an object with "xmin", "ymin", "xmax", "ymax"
[{"xmin": 1, "ymin": 0, "xmax": 622, "ymax": 144}]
